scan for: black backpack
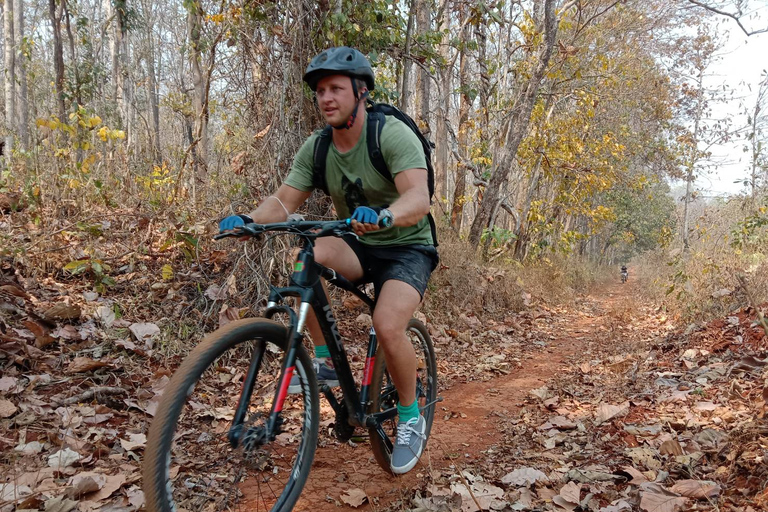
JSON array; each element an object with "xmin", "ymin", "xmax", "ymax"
[{"xmin": 311, "ymin": 101, "xmax": 438, "ymax": 245}]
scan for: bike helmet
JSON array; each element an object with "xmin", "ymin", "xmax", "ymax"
[{"xmin": 303, "ymin": 47, "xmax": 375, "ymax": 92}]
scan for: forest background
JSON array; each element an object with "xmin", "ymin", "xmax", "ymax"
[{"xmin": 1, "ymin": 0, "xmax": 768, "ymax": 325}]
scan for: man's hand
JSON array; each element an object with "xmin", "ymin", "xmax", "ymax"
[
  {"xmin": 350, "ymin": 207, "xmax": 381, "ymax": 236},
  {"xmin": 218, "ymin": 214, "xmax": 253, "ymax": 232}
]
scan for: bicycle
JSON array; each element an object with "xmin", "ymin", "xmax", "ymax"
[
  {"xmin": 621, "ymin": 270, "xmax": 628, "ymax": 283},
  {"xmin": 142, "ymin": 219, "xmax": 439, "ymax": 512}
]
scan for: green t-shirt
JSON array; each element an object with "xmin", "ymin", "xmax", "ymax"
[{"xmin": 285, "ymin": 113, "xmax": 433, "ymax": 246}]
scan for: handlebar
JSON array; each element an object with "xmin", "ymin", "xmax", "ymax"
[{"xmin": 213, "ymin": 218, "xmax": 353, "ymax": 241}]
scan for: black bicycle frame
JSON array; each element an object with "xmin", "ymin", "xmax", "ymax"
[{"xmin": 227, "ymin": 235, "xmax": 398, "ymax": 448}]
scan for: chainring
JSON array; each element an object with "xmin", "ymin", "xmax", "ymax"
[{"xmin": 333, "ymin": 401, "xmax": 356, "ymax": 442}]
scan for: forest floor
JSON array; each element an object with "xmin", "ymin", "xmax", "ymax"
[{"xmin": 2, "ymin": 262, "xmax": 768, "ymax": 512}]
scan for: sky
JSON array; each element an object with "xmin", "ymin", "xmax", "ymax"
[{"xmin": 695, "ymin": 7, "xmax": 768, "ymax": 197}]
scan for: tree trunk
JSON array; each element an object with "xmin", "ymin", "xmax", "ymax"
[
  {"xmin": 450, "ymin": 12, "xmax": 471, "ymax": 231},
  {"xmin": 400, "ymin": 0, "xmax": 416, "ymax": 112},
  {"xmin": 435, "ymin": 0, "xmax": 451, "ymax": 203},
  {"xmin": 416, "ymin": 0, "xmax": 431, "ymax": 132},
  {"xmin": 49, "ymin": 0, "xmax": 66, "ymax": 121},
  {"xmin": 682, "ymin": 71, "xmax": 704, "ymax": 251},
  {"xmin": 188, "ymin": 0, "xmax": 208, "ymax": 177},
  {"xmin": 114, "ymin": 0, "xmax": 134, "ymax": 148},
  {"xmin": 14, "ymin": 0, "xmax": 27, "ymax": 150},
  {"xmin": 468, "ymin": 0, "xmax": 559, "ymax": 246},
  {"xmin": 144, "ymin": 1, "xmax": 161, "ymax": 162},
  {"xmin": 3, "ymin": 0, "xmax": 16, "ymax": 159}
]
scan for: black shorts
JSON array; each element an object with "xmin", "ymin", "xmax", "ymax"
[{"xmin": 343, "ymin": 236, "xmax": 439, "ymax": 300}]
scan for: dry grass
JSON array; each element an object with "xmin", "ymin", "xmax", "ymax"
[{"xmin": 422, "ymin": 224, "xmax": 607, "ymax": 325}]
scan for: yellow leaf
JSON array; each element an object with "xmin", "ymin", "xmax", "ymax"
[
  {"xmin": 90, "ymin": 116, "xmax": 102, "ymax": 128},
  {"xmin": 161, "ymin": 264, "xmax": 174, "ymax": 281}
]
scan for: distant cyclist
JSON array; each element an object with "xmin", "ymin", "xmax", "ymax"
[
  {"xmin": 620, "ymin": 265, "xmax": 628, "ymax": 283},
  {"xmin": 218, "ymin": 47, "xmax": 438, "ymax": 474}
]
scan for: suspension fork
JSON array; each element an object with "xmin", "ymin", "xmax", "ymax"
[{"xmin": 227, "ymin": 303, "xmax": 304, "ymax": 447}]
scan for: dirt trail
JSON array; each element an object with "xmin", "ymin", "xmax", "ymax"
[{"xmin": 293, "ymin": 279, "xmax": 632, "ymax": 511}]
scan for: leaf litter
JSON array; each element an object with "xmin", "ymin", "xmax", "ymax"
[{"xmin": 2, "ymin": 230, "xmax": 768, "ymax": 512}]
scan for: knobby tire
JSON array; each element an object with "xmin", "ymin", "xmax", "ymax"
[
  {"xmin": 367, "ymin": 318, "xmax": 437, "ymax": 474},
  {"xmin": 143, "ymin": 318, "xmax": 319, "ymax": 512}
]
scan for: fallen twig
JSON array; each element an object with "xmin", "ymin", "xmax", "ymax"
[{"xmin": 52, "ymin": 386, "xmax": 127, "ymax": 407}]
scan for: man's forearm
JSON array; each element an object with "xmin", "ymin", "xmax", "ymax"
[
  {"xmin": 388, "ymin": 187, "xmax": 431, "ymax": 228},
  {"xmin": 248, "ymin": 197, "xmax": 290, "ymax": 224}
]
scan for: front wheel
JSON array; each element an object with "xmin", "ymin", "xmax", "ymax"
[
  {"xmin": 367, "ymin": 319, "xmax": 437, "ymax": 474},
  {"xmin": 143, "ymin": 318, "xmax": 319, "ymax": 512}
]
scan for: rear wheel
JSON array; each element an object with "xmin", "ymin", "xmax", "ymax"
[
  {"xmin": 367, "ymin": 319, "xmax": 437, "ymax": 474},
  {"xmin": 143, "ymin": 318, "xmax": 319, "ymax": 512}
]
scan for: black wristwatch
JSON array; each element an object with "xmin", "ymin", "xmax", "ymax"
[{"xmin": 378, "ymin": 208, "xmax": 394, "ymax": 228}]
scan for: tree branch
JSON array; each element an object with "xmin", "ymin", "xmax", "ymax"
[{"xmin": 686, "ymin": 0, "xmax": 768, "ymax": 36}]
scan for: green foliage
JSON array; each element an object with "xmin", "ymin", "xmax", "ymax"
[
  {"xmin": 603, "ymin": 178, "xmax": 676, "ymax": 261},
  {"xmin": 63, "ymin": 258, "xmax": 116, "ymax": 293},
  {"xmin": 480, "ymin": 227, "xmax": 517, "ymax": 249},
  {"xmin": 731, "ymin": 204, "xmax": 768, "ymax": 250}
]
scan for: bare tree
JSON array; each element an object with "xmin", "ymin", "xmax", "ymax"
[
  {"xmin": 14, "ymin": 0, "xmax": 27, "ymax": 150},
  {"xmin": 686, "ymin": 0, "xmax": 768, "ymax": 36},
  {"xmin": 434, "ymin": 0, "xmax": 452, "ymax": 203},
  {"xmin": 3, "ymin": 0, "xmax": 15, "ymax": 160},
  {"xmin": 187, "ymin": 0, "xmax": 208, "ymax": 176},
  {"xmin": 49, "ymin": 0, "xmax": 66, "ymax": 121}
]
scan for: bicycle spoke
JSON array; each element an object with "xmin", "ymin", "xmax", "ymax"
[{"xmin": 146, "ymin": 325, "xmax": 318, "ymax": 512}]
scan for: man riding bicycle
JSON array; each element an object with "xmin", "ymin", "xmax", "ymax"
[{"xmin": 219, "ymin": 47, "xmax": 438, "ymax": 475}]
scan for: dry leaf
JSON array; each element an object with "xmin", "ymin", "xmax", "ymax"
[
  {"xmin": 126, "ymin": 486, "xmax": 145, "ymax": 509},
  {"xmin": 24, "ymin": 319, "xmax": 56, "ymax": 348},
  {"xmin": 15, "ymin": 441, "xmax": 45, "ymax": 454},
  {"xmin": 501, "ymin": 467, "xmax": 549, "ymax": 487},
  {"xmin": 0, "ymin": 376, "xmax": 17, "ymax": 393},
  {"xmin": 340, "ymin": 488, "xmax": 368, "ymax": 507},
  {"xmin": 553, "ymin": 495, "xmax": 578, "ymax": 511},
  {"xmin": 48, "ymin": 448, "xmax": 81, "ymax": 468},
  {"xmin": 96, "ymin": 305, "xmax": 116, "ymax": 328},
  {"xmin": 204, "ymin": 284, "xmax": 228, "ymax": 301},
  {"xmin": 639, "ymin": 484, "xmax": 687, "ymax": 512},
  {"xmin": 218, "ymin": 304, "xmax": 244, "ymax": 327},
  {"xmin": 67, "ymin": 472, "xmax": 107, "ymax": 497},
  {"xmin": 120, "ymin": 433, "xmax": 147, "ymax": 451},
  {"xmin": 66, "ymin": 357, "xmax": 112, "ymax": 374},
  {"xmin": 659, "ymin": 439, "xmax": 684, "ymax": 456},
  {"xmin": 0, "ymin": 398, "xmax": 18, "ymax": 418},
  {"xmin": 600, "ymin": 499, "xmax": 633, "ymax": 511},
  {"xmin": 42, "ymin": 303, "xmax": 82, "ymax": 321},
  {"xmin": 115, "ymin": 338, "xmax": 146, "ymax": 356},
  {"xmin": 621, "ymin": 465, "xmax": 649, "ymax": 484},
  {"xmin": 44, "ymin": 496, "xmax": 78, "ymax": 512},
  {"xmin": 595, "ymin": 402, "xmax": 630, "ymax": 425},
  {"xmin": 1, "ymin": 483, "xmax": 33, "ymax": 501},
  {"xmin": 129, "ymin": 322, "xmax": 160, "ymax": 346},
  {"xmin": 52, "ymin": 325, "xmax": 81, "ymax": 340},
  {"xmin": 669, "ymin": 480, "xmax": 721, "ymax": 499},
  {"xmin": 450, "ymin": 479, "xmax": 505, "ymax": 512},
  {"xmin": 83, "ymin": 474, "xmax": 126, "ymax": 502},
  {"xmin": 254, "ymin": 124, "xmax": 271, "ymax": 139},
  {"xmin": 559, "ymin": 481, "xmax": 581, "ymax": 504}
]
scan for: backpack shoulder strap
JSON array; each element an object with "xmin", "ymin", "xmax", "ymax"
[
  {"xmin": 366, "ymin": 107, "xmax": 393, "ymax": 183},
  {"xmin": 312, "ymin": 126, "xmax": 333, "ymax": 195}
]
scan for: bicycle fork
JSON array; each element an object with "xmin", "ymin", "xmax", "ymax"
[{"xmin": 227, "ymin": 303, "xmax": 305, "ymax": 448}]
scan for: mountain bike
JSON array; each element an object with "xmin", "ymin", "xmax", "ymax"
[
  {"xmin": 143, "ymin": 219, "xmax": 439, "ymax": 512},
  {"xmin": 621, "ymin": 270, "xmax": 628, "ymax": 283}
]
